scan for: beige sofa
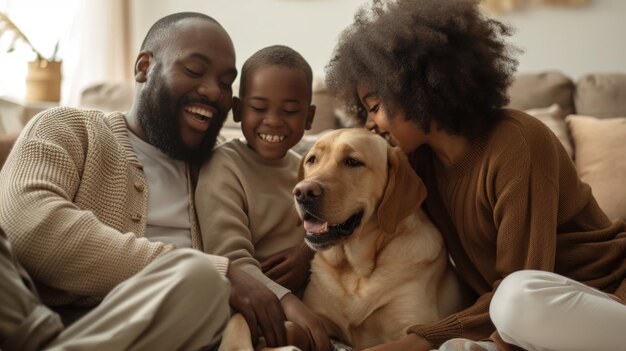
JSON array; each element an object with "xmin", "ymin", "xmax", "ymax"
[
  {"xmin": 1, "ymin": 71, "xmax": 625, "ymax": 221},
  {"xmin": 505, "ymin": 72, "xmax": 626, "ymax": 222}
]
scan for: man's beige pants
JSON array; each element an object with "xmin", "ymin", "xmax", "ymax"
[{"xmin": 1, "ymin": 242, "xmax": 231, "ymax": 351}]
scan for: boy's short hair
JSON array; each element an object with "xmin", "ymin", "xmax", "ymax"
[
  {"xmin": 325, "ymin": 0, "xmax": 519, "ymax": 139},
  {"xmin": 239, "ymin": 45, "xmax": 313, "ymax": 102}
]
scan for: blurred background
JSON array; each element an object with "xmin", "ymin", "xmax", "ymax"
[{"xmin": 0, "ymin": 0, "xmax": 624, "ymax": 106}]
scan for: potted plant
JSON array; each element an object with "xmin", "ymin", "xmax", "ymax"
[{"xmin": 0, "ymin": 12, "xmax": 61, "ymax": 102}]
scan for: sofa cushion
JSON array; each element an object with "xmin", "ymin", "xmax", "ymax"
[
  {"xmin": 80, "ymin": 82, "xmax": 134, "ymax": 112},
  {"xmin": 524, "ymin": 104, "xmax": 573, "ymax": 158},
  {"xmin": 0, "ymin": 133, "xmax": 19, "ymax": 169},
  {"xmin": 575, "ymin": 73, "xmax": 626, "ymax": 118},
  {"xmin": 310, "ymin": 77, "xmax": 342, "ymax": 134},
  {"xmin": 566, "ymin": 115, "xmax": 626, "ymax": 221},
  {"xmin": 507, "ymin": 71, "xmax": 575, "ymax": 115}
]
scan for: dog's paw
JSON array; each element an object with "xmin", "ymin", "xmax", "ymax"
[
  {"xmin": 330, "ymin": 339, "xmax": 354, "ymax": 351},
  {"xmin": 437, "ymin": 338, "xmax": 497, "ymax": 351},
  {"xmin": 259, "ymin": 346, "xmax": 302, "ymax": 351}
]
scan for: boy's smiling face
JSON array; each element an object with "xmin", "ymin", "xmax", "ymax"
[{"xmin": 234, "ymin": 65, "xmax": 315, "ymax": 160}]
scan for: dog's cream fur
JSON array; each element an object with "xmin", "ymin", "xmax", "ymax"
[
  {"xmin": 219, "ymin": 129, "xmax": 467, "ymax": 351},
  {"xmin": 295, "ymin": 129, "xmax": 467, "ymax": 349}
]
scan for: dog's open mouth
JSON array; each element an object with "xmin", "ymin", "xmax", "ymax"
[{"xmin": 303, "ymin": 210, "xmax": 364, "ymax": 250}]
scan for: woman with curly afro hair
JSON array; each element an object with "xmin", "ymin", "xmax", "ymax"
[{"xmin": 326, "ymin": 0, "xmax": 626, "ymax": 350}]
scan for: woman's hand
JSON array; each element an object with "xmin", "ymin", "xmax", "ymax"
[
  {"xmin": 227, "ymin": 265, "xmax": 287, "ymax": 347},
  {"xmin": 261, "ymin": 244, "xmax": 314, "ymax": 292},
  {"xmin": 362, "ymin": 333, "xmax": 433, "ymax": 351},
  {"xmin": 281, "ymin": 293, "xmax": 331, "ymax": 351}
]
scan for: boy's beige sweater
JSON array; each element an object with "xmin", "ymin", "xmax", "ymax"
[
  {"xmin": 196, "ymin": 139, "xmax": 304, "ymax": 299},
  {"xmin": 0, "ymin": 107, "xmax": 228, "ymax": 307}
]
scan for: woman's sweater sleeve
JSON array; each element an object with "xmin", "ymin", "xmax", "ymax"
[{"xmin": 408, "ymin": 119, "xmax": 565, "ymax": 347}]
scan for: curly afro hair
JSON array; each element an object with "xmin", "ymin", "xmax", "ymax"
[{"xmin": 325, "ymin": 0, "xmax": 519, "ymax": 139}]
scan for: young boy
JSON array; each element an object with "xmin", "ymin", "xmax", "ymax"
[{"xmin": 195, "ymin": 45, "xmax": 329, "ymax": 351}]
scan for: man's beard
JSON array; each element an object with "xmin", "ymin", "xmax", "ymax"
[{"xmin": 136, "ymin": 75, "xmax": 227, "ymax": 164}]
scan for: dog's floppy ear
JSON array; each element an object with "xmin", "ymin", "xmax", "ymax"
[
  {"xmin": 294, "ymin": 153, "xmax": 310, "ymax": 228},
  {"xmin": 297, "ymin": 152, "xmax": 309, "ymax": 181},
  {"xmin": 377, "ymin": 146, "xmax": 427, "ymax": 235}
]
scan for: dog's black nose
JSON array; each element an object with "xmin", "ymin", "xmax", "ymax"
[{"xmin": 293, "ymin": 181, "xmax": 323, "ymax": 203}]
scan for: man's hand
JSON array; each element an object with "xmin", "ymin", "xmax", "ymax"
[
  {"xmin": 281, "ymin": 293, "xmax": 331, "ymax": 351},
  {"xmin": 362, "ymin": 333, "xmax": 432, "ymax": 351},
  {"xmin": 261, "ymin": 244, "xmax": 314, "ymax": 292},
  {"xmin": 226, "ymin": 265, "xmax": 287, "ymax": 347}
]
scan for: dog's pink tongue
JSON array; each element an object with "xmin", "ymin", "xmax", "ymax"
[{"xmin": 304, "ymin": 220, "xmax": 328, "ymax": 234}]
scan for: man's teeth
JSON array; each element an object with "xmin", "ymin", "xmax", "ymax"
[
  {"xmin": 259, "ymin": 133, "xmax": 286, "ymax": 142},
  {"xmin": 184, "ymin": 106, "xmax": 214, "ymax": 121}
]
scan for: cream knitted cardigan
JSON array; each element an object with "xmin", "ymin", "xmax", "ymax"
[{"xmin": 0, "ymin": 107, "xmax": 228, "ymax": 306}]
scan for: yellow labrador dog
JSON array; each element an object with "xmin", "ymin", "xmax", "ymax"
[
  {"xmin": 219, "ymin": 128, "xmax": 467, "ymax": 351},
  {"xmin": 292, "ymin": 128, "xmax": 467, "ymax": 350}
]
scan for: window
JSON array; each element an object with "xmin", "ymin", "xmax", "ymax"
[{"xmin": 0, "ymin": 0, "xmax": 78, "ymax": 99}]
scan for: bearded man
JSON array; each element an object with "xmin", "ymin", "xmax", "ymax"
[{"xmin": 0, "ymin": 12, "xmax": 289, "ymax": 351}]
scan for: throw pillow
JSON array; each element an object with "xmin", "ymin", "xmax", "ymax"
[
  {"xmin": 0, "ymin": 132, "xmax": 19, "ymax": 169},
  {"xmin": 566, "ymin": 115, "xmax": 626, "ymax": 221},
  {"xmin": 525, "ymin": 104, "xmax": 574, "ymax": 158}
]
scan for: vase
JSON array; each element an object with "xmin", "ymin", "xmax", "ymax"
[{"xmin": 26, "ymin": 60, "xmax": 62, "ymax": 102}]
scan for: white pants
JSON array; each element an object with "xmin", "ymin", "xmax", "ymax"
[{"xmin": 490, "ymin": 270, "xmax": 626, "ymax": 351}]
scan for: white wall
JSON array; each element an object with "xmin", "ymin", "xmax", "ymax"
[
  {"xmin": 129, "ymin": 0, "xmax": 626, "ymax": 82},
  {"xmin": 497, "ymin": 0, "xmax": 626, "ymax": 79},
  {"xmin": 129, "ymin": 0, "xmax": 368, "ymax": 81}
]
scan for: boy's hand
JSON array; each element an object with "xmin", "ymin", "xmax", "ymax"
[
  {"xmin": 227, "ymin": 265, "xmax": 287, "ymax": 347},
  {"xmin": 281, "ymin": 293, "xmax": 331, "ymax": 351},
  {"xmin": 261, "ymin": 244, "xmax": 314, "ymax": 292}
]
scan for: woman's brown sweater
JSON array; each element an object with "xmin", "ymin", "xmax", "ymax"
[{"xmin": 407, "ymin": 109, "xmax": 626, "ymax": 347}]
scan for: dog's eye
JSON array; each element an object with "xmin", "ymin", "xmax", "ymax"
[
  {"xmin": 306, "ymin": 155, "xmax": 316, "ymax": 164},
  {"xmin": 345, "ymin": 158, "xmax": 363, "ymax": 167}
]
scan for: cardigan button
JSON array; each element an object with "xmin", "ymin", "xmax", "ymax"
[
  {"xmin": 131, "ymin": 213, "xmax": 142, "ymax": 222},
  {"xmin": 134, "ymin": 181, "xmax": 145, "ymax": 192}
]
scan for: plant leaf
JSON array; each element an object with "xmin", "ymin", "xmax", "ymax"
[
  {"xmin": 50, "ymin": 41, "xmax": 59, "ymax": 61},
  {"xmin": 0, "ymin": 11, "xmax": 46, "ymax": 60}
]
